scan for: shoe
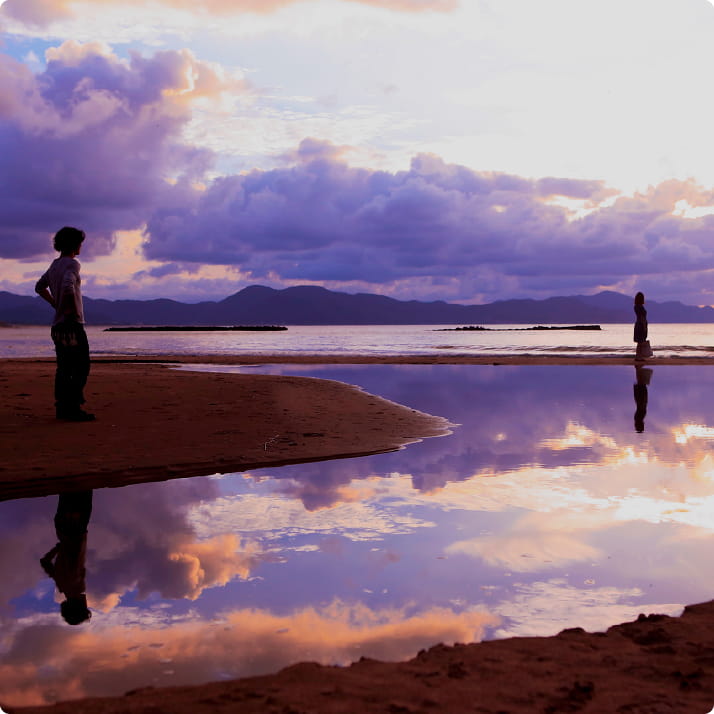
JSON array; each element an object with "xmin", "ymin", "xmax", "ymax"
[{"xmin": 57, "ymin": 409, "xmax": 96, "ymax": 422}]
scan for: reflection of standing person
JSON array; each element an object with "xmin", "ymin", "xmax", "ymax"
[
  {"xmin": 633, "ymin": 291, "xmax": 650, "ymax": 362},
  {"xmin": 40, "ymin": 491, "xmax": 93, "ymax": 625},
  {"xmin": 35, "ymin": 226, "xmax": 94, "ymax": 421},
  {"xmin": 633, "ymin": 366, "xmax": 652, "ymax": 433}
]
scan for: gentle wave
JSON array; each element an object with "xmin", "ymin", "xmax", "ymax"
[
  {"xmin": 435, "ymin": 343, "xmax": 714, "ymax": 355},
  {"xmin": 528, "ymin": 344, "xmax": 714, "ymax": 354},
  {"xmin": 434, "ymin": 344, "xmax": 628, "ymax": 353}
]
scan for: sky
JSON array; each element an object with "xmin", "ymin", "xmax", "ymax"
[{"xmin": 1, "ymin": 0, "xmax": 714, "ymax": 305}]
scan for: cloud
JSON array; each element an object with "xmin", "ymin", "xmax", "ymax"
[
  {"xmin": 86, "ymin": 531, "xmax": 264, "ymax": 607},
  {"xmin": 490, "ymin": 578, "xmax": 682, "ymax": 639},
  {"xmin": 445, "ymin": 532, "xmax": 601, "ymax": 574},
  {"xmin": 186, "ymin": 364, "xmax": 714, "ymax": 506},
  {"xmin": 161, "ymin": 533, "xmax": 262, "ymax": 600},
  {"xmin": 0, "ymin": 41, "xmax": 241, "ymax": 258},
  {"xmin": 351, "ymin": 0, "xmax": 457, "ymax": 10},
  {"xmin": 5, "ymin": 38, "xmax": 714, "ymax": 303},
  {"xmin": 80, "ymin": 480, "xmax": 275, "ymax": 606},
  {"xmin": 0, "ymin": 0, "xmax": 457, "ymax": 28},
  {"xmin": 0, "ymin": 599, "xmax": 496, "ymax": 707},
  {"xmin": 0, "ymin": 0, "xmax": 73, "ymax": 25},
  {"xmin": 188, "ymin": 490, "xmax": 436, "ymax": 543},
  {"xmin": 142, "ymin": 141, "xmax": 714, "ymax": 298}
]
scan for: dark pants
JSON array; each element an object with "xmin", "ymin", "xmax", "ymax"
[
  {"xmin": 51, "ymin": 322, "xmax": 90, "ymax": 414},
  {"xmin": 55, "ymin": 491, "xmax": 93, "ymax": 540}
]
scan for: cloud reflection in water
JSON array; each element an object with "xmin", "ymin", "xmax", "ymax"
[{"xmin": 2, "ymin": 365, "xmax": 714, "ymax": 707}]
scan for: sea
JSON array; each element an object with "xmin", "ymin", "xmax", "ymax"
[
  {"xmin": 2, "ymin": 322, "xmax": 714, "ymax": 358},
  {"xmin": 2, "ymin": 325, "xmax": 714, "ymax": 706}
]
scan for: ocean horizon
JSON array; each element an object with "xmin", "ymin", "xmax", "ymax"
[{"xmin": 3, "ymin": 322, "xmax": 714, "ymax": 360}]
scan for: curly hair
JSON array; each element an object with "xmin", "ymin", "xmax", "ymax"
[{"xmin": 53, "ymin": 226, "xmax": 86, "ymax": 254}]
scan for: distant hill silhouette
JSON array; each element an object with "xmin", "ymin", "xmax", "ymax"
[{"xmin": 2, "ymin": 285, "xmax": 714, "ymax": 326}]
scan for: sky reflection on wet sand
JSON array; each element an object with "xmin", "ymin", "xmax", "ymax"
[{"xmin": 2, "ymin": 365, "xmax": 714, "ymax": 707}]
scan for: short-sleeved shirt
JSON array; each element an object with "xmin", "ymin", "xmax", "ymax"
[{"xmin": 35, "ymin": 256, "xmax": 85, "ymax": 326}]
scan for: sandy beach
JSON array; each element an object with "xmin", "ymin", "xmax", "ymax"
[
  {"xmin": 3, "ymin": 355, "xmax": 714, "ymax": 714},
  {"xmin": 0, "ymin": 358, "xmax": 450, "ymax": 501}
]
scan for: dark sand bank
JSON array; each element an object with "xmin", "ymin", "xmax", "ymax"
[{"xmin": 0, "ymin": 359, "xmax": 449, "ymax": 501}]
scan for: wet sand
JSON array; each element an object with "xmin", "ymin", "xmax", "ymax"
[
  {"xmin": 0, "ymin": 358, "xmax": 450, "ymax": 501},
  {"xmin": 4, "ymin": 354, "xmax": 714, "ymax": 714}
]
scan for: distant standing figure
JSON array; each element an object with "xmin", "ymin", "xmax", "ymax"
[
  {"xmin": 633, "ymin": 291, "xmax": 651, "ymax": 361},
  {"xmin": 35, "ymin": 227, "xmax": 95, "ymax": 421}
]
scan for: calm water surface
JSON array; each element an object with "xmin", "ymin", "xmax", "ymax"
[
  {"xmin": 3, "ymin": 323, "xmax": 714, "ymax": 358},
  {"xmin": 2, "ymin": 364, "xmax": 714, "ymax": 707}
]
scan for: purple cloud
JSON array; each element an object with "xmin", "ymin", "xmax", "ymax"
[
  {"xmin": 0, "ymin": 43, "xmax": 228, "ymax": 258},
  {"xmin": 5, "ymin": 42, "xmax": 714, "ymax": 304},
  {"xmin": 144, "ymin": 140, "xmax": 714, "ymax": 296}
]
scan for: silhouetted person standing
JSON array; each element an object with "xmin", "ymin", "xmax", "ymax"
[
  {"xmin": 35, "ymin": 227, "xmax": 94, "ymax": 421},
  {"xmin": 633, "ymin": 291, "xmax": 651, "ymax": 362},
  {"xmin": 40, "ymin": 490, "xmax": 93, "ymax": 625}
]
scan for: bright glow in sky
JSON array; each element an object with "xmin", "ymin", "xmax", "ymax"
[{"xmin": 2, "ymin": 0, "xmax": 714, "ymax": 305}]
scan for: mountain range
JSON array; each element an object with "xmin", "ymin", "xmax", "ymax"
[{"xmin": 2, "ymin": 285, "xmax": 714, "ymax": 326}]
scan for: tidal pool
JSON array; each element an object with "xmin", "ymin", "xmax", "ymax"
[{"xmin": 2, "ymin": 365, "xmax": 714, "ymax": 707}]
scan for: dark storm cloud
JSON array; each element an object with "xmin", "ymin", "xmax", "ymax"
[{"xmin": 0, "ymin": 43, "xmax": 223, "ymax": 258}]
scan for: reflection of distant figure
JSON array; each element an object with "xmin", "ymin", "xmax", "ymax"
[
  {"xmin": 634, "ymin": 366, "xmax": 653, "ymax": 433},
  {"xmin": 40, "ymin": 491, "xmax": 93, "ymax": 625},
  {"xmin": 634, "ymin": 291, "xmax": 651, "ymax": 361}
]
